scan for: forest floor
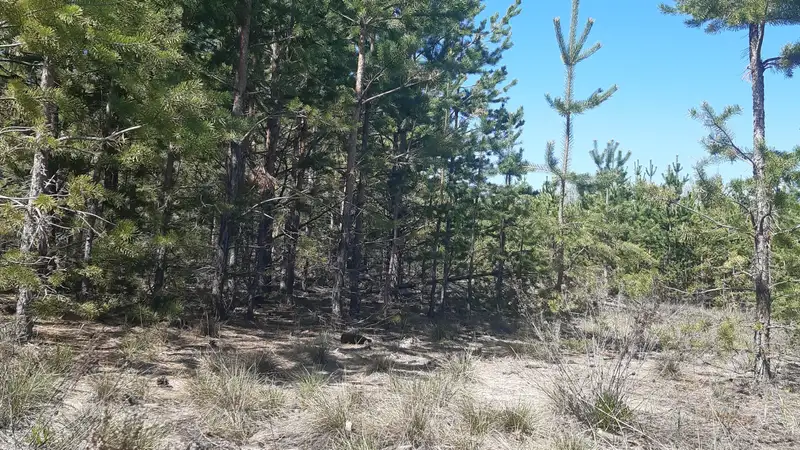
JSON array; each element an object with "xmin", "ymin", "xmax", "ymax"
[{"xmin": 2, "ymin": 300, "xmax": 800, "ymax": 449}]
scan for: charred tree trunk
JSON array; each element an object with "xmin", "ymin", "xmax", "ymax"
[
  {"xmin": 15, "ymin": 57, "xmax": 57, "ymax": 341},
  {"xmin": 749, "ymin": 22, "xmax": 773, "ymax": 381},
  {"xmin": 212, "ymin": 0, "xmax": 251, "ymax": 319},
  {"xmin": 332, "ymin": 23, "xmax": 367, "ymax": 321}
]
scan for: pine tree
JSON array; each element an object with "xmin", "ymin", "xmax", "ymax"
[
  {"xmin": 662, "ymin": 0, "xmax": 800, "ymax": 380},
  {"xmin": 540, "ymin": 0, "xmax": 617, "ymax": 298}
]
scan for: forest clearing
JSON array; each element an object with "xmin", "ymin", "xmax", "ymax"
[{"xmin": 2, "ymin": 0, "xmax": 800, "ymax": 448}]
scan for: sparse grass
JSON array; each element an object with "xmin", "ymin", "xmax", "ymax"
[
  {"xmin": 657, "ymin": 350, "xmax": 684, "ymax": 379},
  {"xmin": 188, "ymin": 352, "xmax": 285, "ymax": 442},
  {"xmin": 496, "ymin": 403, "xmax": 538, "ymax": 436},
  {"xmin": 301, "ymin": 332, "xmax": 332, "ymax": 366},
  {"xmin": 458, "ymin": 398, "xmax": 496, "ymax": 436},
  {"xmin": 91, "ymin": 409, "xmax": 166, "ymax": 450},
  {"xmin": 0, "ymin": 346, "xmax": 64, "ymax": 427},
  {"xmin": 89, "ymin": 372, "xmax": 149, "ymax": 404},
  {"xmin": 551, "ymin": 434, "xmax": 591, "ymax": 450},
  {"xmin": 366, "ymin": 354, "xmax": 395, "ymax": 374},
  {"xmin": 294, "ymin": 366, "xmax": 329, "ymax": 401},
  {"xmin": 439, "ymin": 349, "xmax": 477, "ymax": 383},
  {"xmin": 204, "ymin": 349, "xmax": 281, "ymax": 377},
  {"xmin": 118, "ymin": 327, "xmax": 166, "ymax": 362},
  {"xmin": 332, "ymin": 433, "xmax": 381, "ymax": 450},
  {"xmin": 545, "ymin": 342, "xmax": 638, "ymax": 433},
  {"xmin": 309, "ymin": 388, "xmax": 364, "ymax": 436}
]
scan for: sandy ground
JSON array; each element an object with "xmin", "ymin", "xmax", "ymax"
[{"xmin": 2, "ymin": 304, "xmax": 800, "ymax": 449}]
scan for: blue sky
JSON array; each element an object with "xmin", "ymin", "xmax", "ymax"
[{"xmin": 481, "ymin": 0, "xmax": 799, "ymax": 186}]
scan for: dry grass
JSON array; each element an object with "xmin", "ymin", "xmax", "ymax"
[
  {"xmin": 3, "ymin": 301, "xmax": 800, "ymax": 449},
  {"xmin": 118, "ymin": 327, "xmax": 166, "ymax": 363},
  {"xmin": 188, "ymin": 351, "xmax": 285, "ymax": 443},
  {"xmin": 0, "ymin": 342, "xmax": 75, "ymax": 428},
  {"xmin": 89, "ymin": 371, "xmax": 150, "ymax": 404}
]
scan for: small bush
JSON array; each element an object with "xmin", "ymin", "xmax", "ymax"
[
  {"xmin": 189, "ymin": 353, "xmax": 284, "ymax": 442},
  {"xmin": 429, "ymin": 321, "xmax": 458, "ymax": 342},
  {"xmin": 388, "ymin": 374, "xmax": 458, "ymax": 445},
  {"xmin": 302, "ymin": 332, "xmax": 332, "ymax": 366},
  {"xmin": 546, "ymin": 352, "xmax": 636, "ymax": 433}
]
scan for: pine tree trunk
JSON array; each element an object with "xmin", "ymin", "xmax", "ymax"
[
  {"xmin": 281, "ymin": 117, "xmax": 308, "ymax": 302},
  {"xmin": 381, "ymin": 130, "xmax": 405, "ymax": 306},
  {"xmin": 494, "ymin": 174, "xmax": 511, "ymax": 309},
  {"xmin": 349, "ymin": 175, "xmax": 366, "ymax": 317},
  {"xmin": 439, "ymin": 158, "xmax": 455, "ymax": 312},
  {"xmin": 15, "ymin": 57, "xmax": 57, "ymax": 342},
  {"xmin": 749, "ymin": 22, "xmax": 773, "ymax": 381},
  {"xmin": 332, "ymin": 23, "xmax": 366, "ymax": 322},
  {"xmin": 427, "ymin": 168, "xmax": 446, "ymax": 317},
  {"xmin": 212, "ymin": 0, "xmax": 251, "ymax": 319},
  {"xmin": 152, "ymin": 149, "xmax": 177, "ymax": 306},
  {"xmin": 80, "ymin": 93, "xmax": 114, "ymax": 299}
]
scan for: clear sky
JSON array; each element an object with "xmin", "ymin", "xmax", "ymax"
[{"xmin": 482, "ymin": 0, "xmax": 799, "ymax": 186}]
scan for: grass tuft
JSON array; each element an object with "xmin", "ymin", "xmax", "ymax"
[
  {"xmin": 496, "ymin": 403, "xmax": 538, "ymax": 435},
  {"xmin": 188, "ymin": 352, "xmax": 285, "ymax": 442},
  {"xmin": 309, "ymin": 388, "xmax": 364, "ymax": 436}
]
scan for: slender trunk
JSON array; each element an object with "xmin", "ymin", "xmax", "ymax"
[
  {"xmin": 348, "ymin": 104, "xmax": 370, "ymax": 318},
  {"xmin": 212, "ymin": 0, "xmax": 251, "ymax": 319},
  {"xmin": 427, "ymin": 168, "xmax": 446, "ymax": 317},
  {"xmin": 332, "ymin": 23, "xmax": 366, "ymax": 321},
  {"xmin": 749, "ymin": 22, "xmax": 772, "ymax": 380},
  {"xmin": 349, "ymin": 175, "xmax": 366, "ymax": 317},
  {"xmin": 495, "ymin": 174, "xmax": 511, "ymax": 309},
  {"xmin": 438, "ymin": 158, "xmax": 455, "ymax": 312},
  {"xmin": 81, "ymin": 92, "xmax": 114, "ymax": 299},
  {"xmin": 250, "ymin": 40, "xmax": 283, "ymax": 319},
  {"xmin": 382, "ymin": 129, "xmax": 407, "ymax": 307},
  {"xmin": 15, "ymin": 57, "xmax": 57, "ymax": 341},
  {"xmin": 467, "ymin": 161, "xmax": 483, "ymax": 305},
  {"xmin": 281, "ymin": 117, "xmax": 308, "ymax": 302},
  {"xmin": 152, "ymin": 149, "xmax": 177, "ymax": 306}
]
